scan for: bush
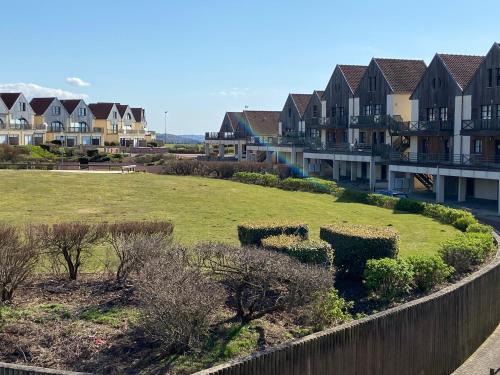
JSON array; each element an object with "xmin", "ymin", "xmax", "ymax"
[
  {"xmin": 320, "ymin": 224, "xmax": 399, "ymax": 278},
  {"xmin": 335, "ymin": 188, "xmax": 369, "ymax": 204},
  {"xmin": 137, "ymin": 246, "xmax": 225, "ymax": 353},
  {"xmin": 196, "ymin": 243, "xmax": 333, "ymax": 322},
  {"xmin": 422, "ymin": 204, "xmax": 476, "ymax": 229},
  {"xmin": 452, "ymin": 215, "xmax": 477, "ymax": 232},
  {"xmin": 233, "ymin": 172, "xmax": 279, "ymax": 187},
  {"xmin": 366, "ymin": 193, "xmax": 398, "ymax": 209},
  {"xmin": 238, "ymin": 222, "xmax": 308, "ymax": 246},
  {"xmin": 0, "ymin": 225, "xmax": 40, "ymax": 302},
  {"xmin": 364, "ymin": 258, "xmax": 414, "ymax": 302},
  {"xmin": 438, "ymin": 232, "xmax": 496, "ymax": 274},
  {"xmin": 279, "ymin": 177, "xmax": 340, "ymax": 194},
  {"xmin": 394, "ymin": 198, "xmax": 426, "ymax": 213},
  {"xmin": 307, "ymin": 288, "xmax": 353, "ymax": 330},
  {"xmin": 466, "ymin": 223, "xmax": 493, "ymax": 234},
  {"xmin": 0, "ymin": 144, "xmax": 29, "ymax": 162},
  {"xmin": 407, "ymin": 254, "xmax": 454, "ymax": 292},
  {"xmin": 261, "ymin": 235, "xmax": 333, "ymax": 267}
]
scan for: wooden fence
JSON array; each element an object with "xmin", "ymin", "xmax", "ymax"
[
  {"xmin": 195, "ymin": 243, "xmax": 500, "ymax": 375},
  {"xmin": 0, "ymin": 362, "xmax": 90, "ymax": 375}
]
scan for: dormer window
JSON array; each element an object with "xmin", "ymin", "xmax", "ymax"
[{"xmin": 52, "ymin": 106, "xmax": 61, "ymax": 115}]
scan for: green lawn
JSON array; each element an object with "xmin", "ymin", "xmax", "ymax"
[{"xmin": 0, "ymin": 171, "xmax": 457, "ymax": 257}]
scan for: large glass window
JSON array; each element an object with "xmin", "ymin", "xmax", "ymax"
[
  {"xmin": 481, "ymin": 105, "xmax": 492, "ymax": 120},
  {"xmin": 82, "ymin": 136, "xmax": 91, "ymax": 145},
  {"xmin": 52, "ymin": 106, "xmax": 61, "ymax": 115},
  {"xmin": 364, "ymin": 105, "xmax": 372, "ymax": 116},
  {"xmin": 24, "ymin": 135, "xmax": 33, "ymax": 145},
  {"xmin": 373, "ymin": 104, "xmax": 381, "ymax": 115},
  {"xmin": 439, "ymin": 107, "xmax": 448, "ymax": 121},
  {"xmin": 78, "ymin": 107, "xmax": 87, "ymax": 116},
  {"xmin": 474, "ymin": 139, "xmax": 483, "ymax": 154},
  {"xmin": 50, "ymin": 121, "xmax": 64, "ymax": 132},
  {"xmin": 427, "ymin": 108, "xmax": 436, "ymax": 121},
  {"xmin": 0, "ymin": 135, "xmax": 7, "ymax": 144}
]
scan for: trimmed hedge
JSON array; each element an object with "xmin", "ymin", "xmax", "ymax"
[
  {"xmin": 280, "ymin": 177, "xmax": 341, "ymax": 194},
  {"xmin": 366, "ymin": 194, "xmax": 399, "ymax": 209},
  {"xmin": 407, "ymin": 254, "xmax": 454, "ymax": 292},
  {"xmin": 364, "ymin": 258, "xmax": 414, "ymax": 302},
  {"xmin": 466, "ymin": 223, "xmax": 494, "ymax": 234},
  {"xmin": 261, "ymin": 235, "xmax": 333, "ymax": 266},
  {"xmin": 233, "ymin": 172, "xmax": 279, "ymax": 187},
  {"xmin": 320, "ymin": 224, "xmax": 400, "ymax": 278},
  {"xmin": 238, "ymin": 222, "xmax": 308, "ymax": 246}
]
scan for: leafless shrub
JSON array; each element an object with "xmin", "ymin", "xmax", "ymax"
[
  {"xmin": 0, "ymin": 224, "xmax": 41, "ymax": 302},
  {"xmin": 39, "ymin": 222, "xmax": 106, "ymax": 280},
  {"xmin": 105, "ymin": 221, "xmax": 174, "ymax": 283},
  {"xmin": 136, "ymin": 245, "xmax": 225, "ymax": 353},
  {"xmin": 195, "ymin": 242, "xmax": 334, "ymax": 323}
]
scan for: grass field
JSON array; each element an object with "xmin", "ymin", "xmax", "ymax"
[{"xmin": 0, "ymin": 171, "xmax": 457, "ymax": 257}]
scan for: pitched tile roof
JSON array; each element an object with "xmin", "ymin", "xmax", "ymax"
[
  {"xmin": 61, "ymin": 99, "xmax": 81, "ymax": 115},
  {"xmin": 88, "ymin": 103, "xmax": 115, "ymax": 119},
  {"xmin": 437, "ymin": 54, "xmax": 484, "ymax": 90},
  {"xmin": 131, "ymin": 108, "xmax": 145, "ymax": 122},
  {"xmin": 373, "ymin": 58, "xmax": 427, "ymax": 93},
  {"xmin": 115, "ymin": 104, "xmax": 130, "ymax": 117},
  {"xmin": 30, "ymin": 97, "xmax": 56, "ymax": 115},
  {"xmin": 243, "ymin": 110, "xmax": 280, "ymax": 136},
  {"xmin": 227, "ymin": 112, "xmax": 244, "ymax": 130},
  {"xmin": 314, "ymin": 90, "xmax": 324, "ymax": 100},
  {"xmin": 338, "ymin": 65, "xmax": 368, "ymax": 94},
  {"xmin": 0, "ymin": 93, "xmax": 22, "ymax": 110},
  {"xmin": 290, "ymin": 94, "xmax": 312, "ymax": 116}
]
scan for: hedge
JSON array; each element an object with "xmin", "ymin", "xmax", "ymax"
[
  {"xmin": 364, "ymin": 258, "xmax": 414, "ymax": 302},
  {"xmin": 320, "ymin": 224, "xmax": 400, "ymax": 278},
  {"xmin": 261, "ymin": 235, "xmax": 333, "ymax": 267},
  {"xmin": 238, "ymin": 222, "xmax": 309, "ymax": 246},
  {"xmin": 233, "ymin": 172, "xmax": 279, "ymax": 187},
  {"xmin": 407, "ymin": 254, "xmax": 454, "ymax": 292},
  {"xmin": 279, "ymin": 177, "xmax": 341, "ymax": 194}
]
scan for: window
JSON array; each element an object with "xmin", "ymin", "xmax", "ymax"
[
  {"xmin": 432, "ymin": 78, "xmax": 436, "ymax": 90},
  {"xmin": 379, "ymin": 131, "xmax": 385, "ymax": 144},
  {"xmin": 19, "ymin": 102, "xmax": 26, "ymax": 111},
  {"xmin": 80, "ymin": 122, "xmax": 89, "ymax": 132},
  {"xmin": 481, "ymin": 105, "xmax": 492, "ymax": 120},
  {"xmin": 113, "ymin": 111, "xmax": 118, "ymax": 119},
  {"xmin": 288, "ymin": 107, "xmax": 292, "ymax": 118},
  {"xmin": 373, "ymin": 104, "xmax": 381, "ymax": 115},
  {"xmin": 474, "ymin": 139, "xmax": 483, "ymax": 154},
  {"xmin": 439, "ymin": 107, "xmax": 448, "ymax": 121},
  {"xmin": 369, "ymin": 76, "xmax": 377, "ymax": 91},
  {"xmin": 427, "ymin": 108, "xmax": 436, "ymax": 121},
  {"xmin": 127, "ymin": 113, "xmax": 132, "ymax": 120},
  {"xmin": 488, "ymin": 69, "xmax": 493, "ymax": 87},
  {"xmin": 359, "ymin": 131, "xmax": 366, "ymax": 144},
  {"xmin": 52, "ymin": 106, "xmax": 61, "ymax": 116},
  {"xmin": 312, "ymin": 105, "xmax": 319, "ymax": 117},
  {"xmin": 50, "ymin": 121, "xmax": 64, "ymax": 132},
  {"xmin": 342, "ymin": 131, "xmax": 347, "ymax": 143},
  {"xmin": 331, "ymin": 107, "xmax": 336, "ymax": 117},
  {"xmin": 78, "ymin": 107, "xmax": 87, "ymax": 116},
  {"xmin": 364, "ymin": 105, "xmax": 372, "ymax": 116},
  {"xmin": 497, "ymin": 68, "xmax": 500, "ymax": 86},
  {"xmin": 497, "ymin": 104, "xmax": 500, "ymax": 118}
]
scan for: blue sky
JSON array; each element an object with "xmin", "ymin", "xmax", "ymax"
[{"xmin": 0, "ymin": 0, "xmax": 499, "ymax": 134}]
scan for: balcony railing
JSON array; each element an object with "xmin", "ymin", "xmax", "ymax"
[
  {"xmin": 305, "ymin": 116, "xmax": 348, "ymax": 128},
  {"xmin": 0, "ymin": 123, "xmax": 35, "ymax": 130},
  {"xmin": 392, "ymin": 120, "xmax": 454, "ymax": 134},
  {"xmin": 390, "ymin": 152, "xmax": 500, "ymax": 170},
  {"xmin": 120, "ymin": 129, "xmax": 145, "ymax": 135},
  {"xmin": 205, "ymin": 131, "xmax": 245, "ymax": 140},
  {"xmin": 247, "ymin": 135, "xmax": 306, "ymax": 146},
  {"xmin": 350, "ymin": 115, "xmax": 404, "ymax": 129},
  {"xmin": 462, "ymin": 119, "xmax": 500, "ymax": 132},
  {"xmin": 306, "ymin": 141, "xmax": 390, "ymax": 156}
]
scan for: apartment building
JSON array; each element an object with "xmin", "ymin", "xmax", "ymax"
[
  {"xmin": 59, "ymin": 99, "xmax": 100, "ymax": 146},
  {"xmin": 0, "ymin": 93, "xmax": 41, "ymax": 145}
]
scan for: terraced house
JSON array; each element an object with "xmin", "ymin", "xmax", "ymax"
[
  {"xmin": 0, "ymin": 93, "xmax": 41, "ymax": 145},
  {"xmin": 60, "ymin": 99, "xmax": 100, "ymax": 146},
  {"xmin": 389, "ymin": 43, "xmax": 500, "ymax": 213}
]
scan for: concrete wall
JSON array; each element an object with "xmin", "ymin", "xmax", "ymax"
[
  {"xmin": 195, "ymin": 245, "xmax": 500, "ymax": 375},
  {"xmin": 475, "ymin": 178, "xmax": 498, "ymax": 200}
]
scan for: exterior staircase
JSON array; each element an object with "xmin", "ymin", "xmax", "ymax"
[{"xmin": 415, "ymin": 173, "xmax": 434, "ymax": 191}]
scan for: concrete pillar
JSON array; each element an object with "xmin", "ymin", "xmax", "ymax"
[
  {"xmin": 276, "ymin": 150, "xmax": 280, "ymax": 164},
  {"xmin": 266, "ymin": 150, "xmax": 273, "ymax": 163},
  {"xmin": 436, "ymin": 174, "xmax": 445, "ymax": 203},
  {"xmin": 458, "ymin": 177, "xmax": 466, "ymax": 202},
  {"xmin": 237, "ymin": 143, "xmax": 243, "ymax": 161},
  {"xmin": 369, "ymin": 161, "xmax": 376, "ymax": 191},
  {"xmin": 389, "ymin": 170, "xmax": 396, "ymax": 191},
  {"xmin": 332, "ymin": 160, "xmax": 340, "ymax": 181},
  {"xmin": 204, "ymin": 143, "xmax": 210, "ymax": 157},
  {"xmin": 350, "ymin": 162, "xmax": 357, "ymax": 181},
  {"xmin": 291, "ymin": 148, "xmax": 296, "ymax": 165},
  {"xmin": 218, "ymin": 144, "xmax": 225, "ymax": 158},
  {"xmin": 303, "ymin": 158, "xmax": 309, "ymax": 176},
  {"xmin": 406, "ymin": 173, "xmax": 414, "ymax": 193}
]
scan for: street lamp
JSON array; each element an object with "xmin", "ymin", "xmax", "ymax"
[{"xmin": 164, "ymin": 111, "xmax": 168, "ymax": 146}]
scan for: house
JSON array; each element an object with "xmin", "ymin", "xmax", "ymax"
[
  {"xmin": 389, "ymin": 43, "xmax": 500, "ymax": 213},
  {"xmin": 303, "ymin": 64, "xmax": 367, "ymax": 179},
  {"xmin": 131, "ymin": 107, "xmax": 155, "ymax": 142},
  {"xmin": 31, "ymin": 97, "xmax": 73, "ymax": 146},
  {"xmin": 115, "ymin": 103, "xmax": 146, "ymax": 147},
  {"xmin": 204, "ymin": 112, "xmax": 247, "ymax": 159},
  {"xmin": 88, "ymin": 103, "xmax": 121, "ymax": 146},
  {"xmin": 59, "ymin": 99, "xmax": 100, "ymax": 146},
  {"xmin": 0, "ymin": 93, "xmax": 40, "ymax": 145},
  {"xmin": 278, "ymin": 93, "xmax": 311, "ymax": 135}
]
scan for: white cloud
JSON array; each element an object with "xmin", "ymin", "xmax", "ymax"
[
  {"xmin": 66, "ymin": 77, "xmax": 91, "ymax": 87},
  {"xmin": 210, "ymin": 87, "xmax": 249, "ymax": 98},
  {"xmin": 0, "ymin": 83, "xmax": 88, "ymax": 100}
]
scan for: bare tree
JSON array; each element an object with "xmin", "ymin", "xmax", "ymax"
[
  {"xmin": 39, "ymin": 222, "xmax": 106, "ymax": 280},
  {"xmin": 0, "ymin": 224, "xmax": 40, "ymax": 302},
  {"xmin": 136, "ymin": 245, "xmax": 225, "ymax": 353},
  {"xmin": 195, "ymin": 242, "xmax": 333, "ymax": 323}
]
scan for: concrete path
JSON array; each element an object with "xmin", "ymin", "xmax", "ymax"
[{"xmin": 451, "ymin": 324, "xmax": 500, "ymax": 374}]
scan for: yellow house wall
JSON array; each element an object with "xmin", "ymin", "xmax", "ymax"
[{"xmin": 392, "ymin": 94, "xmax": 412, "ymax": 121}]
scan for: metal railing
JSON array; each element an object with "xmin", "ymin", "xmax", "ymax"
[
  {"xmin": 305, "ymin": 141, "xmax": 390, "ymax": 156},
  {"xmin": 390, "ymin": 152, "xmax": 500, "ymax": 170},
  {"xmin": 305, "ymin": 116, "xmax": 348, "ymax": 128},
  {"xmin": 205, "ymin": 131, "xmax": 246, "ymax": 140},
  {"xmin": 247, "ymin": 135, "xmax": 306, "ymax": 146},
  {"xmin": 350, "ymin": 115, "xmax": 404, "ymax": 128},
  {"xmin": 462, "ymin": 119, "xmax": 500, "ymax": 132},
  {"xmin": 392, "ymin": 120, "xmax": 454, "ymax": 134}
]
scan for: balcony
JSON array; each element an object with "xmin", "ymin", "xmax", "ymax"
[
  {"xmin": 350, "ymin": 115, "xmax": 404, "ymax": 129},
  {"xmin": 390, "ymin": 152, "xmax": 500, "ymax": 171},
  {"xmin": 247, "ymin": 134, "xmax": 306, "ymax": 147},
  {"xmin": 306, "ymin": 140, "xmax": 390, "ymax": 157},
  {"xmin": 461, "ymin": 119, "xmax": 500, "ymax": 134},
  {"xmin": 205, "ymin": 131, "xmax": 245, "ymax": 140},
  {"xmin": 305, "ymin": 116, "xmax": 348, "ymax": 129},
  {"xmin": 0, "ymin": 123, "xmax": 35, "ymax": 130},
  {"xmin": 391, "ymin": 120, "xmax": 454, "ymax": 135},
  {"xmin": 120, "ymin": 129, "xmax": 146, "ymax": 135}
]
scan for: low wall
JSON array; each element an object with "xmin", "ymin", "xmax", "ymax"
[
  {"xmin": 0, "ymin": 362, "xmax": 90, "ymax": 375},
  {"xmin": 195, "ymin": 242, "xmax": 500, "ymax": 375}
]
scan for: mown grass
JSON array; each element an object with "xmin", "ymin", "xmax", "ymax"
[{"xmin": 0, "ymin": 171, "xmax": 457, "ymax": 259}]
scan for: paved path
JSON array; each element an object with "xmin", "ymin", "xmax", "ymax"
[{"xmin": 452, "ymin": 324, "xmax": 500, "ymax": 374}]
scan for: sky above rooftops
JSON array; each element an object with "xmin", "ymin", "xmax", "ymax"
[{"xmin": 0, "ymin": 0, "xmax": 498, "ymax": 134}]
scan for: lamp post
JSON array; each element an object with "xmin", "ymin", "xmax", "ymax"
[{"xmin": 164, "ymin": 111, "xmax": 168, "ymax": 146}]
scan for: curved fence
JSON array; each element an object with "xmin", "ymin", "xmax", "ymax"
[{"xmin": 195, "ymin": 241, "xmax": 500, "ymax": 375}]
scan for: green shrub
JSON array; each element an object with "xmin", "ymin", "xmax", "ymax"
[
  {"xmin": 466, "ymin": 223, "xmax": 493, "ymax": 234},
  {"xmin": 366, "ymin": 194, "xmax": 398, "ymax": 209},
  {"xmin": 261, "ymin": 235, "xmax": 333, "ymax": 266},
  {"xmin": 233, "ymin": 172, "xmax": 279, "ymax": 187},
  {"xmin": 452, "ymin": 215, "xmax": 477, "ymax": 232},
  {"xmin": 422, "ymin": 204, "xmax": 476, "ymax": 229},
  {"xmin": 335, "ymin": 188, "xmax": 369, "ymax": 204},
  {"xmin": 364, "ymin": 258, "xmax": 414, "ymax": 302},
  {"xmin": 308, "ymin": 288, "xmax": 353, "ymax": 330},
  {"xmin": 394, "ymin": 199, "xmax": 425, "ymax": 213},
  {"xmin": 238, "ymin": 222, "xmax": 308, "ymax": 246},
  {"xmin": 407, "ymin": 254, "xmax": 454, "ymax": 292},
  {"xmin": 279, "ymin": 177, "xmax": 340, "ymax": 194},
  {"xmin": 320, "ymin": 224, "xmax": 399, "ymax": 278},
  {"xmin": 438, "ymin": 232, "xmax": 495, "ymax": 274}
]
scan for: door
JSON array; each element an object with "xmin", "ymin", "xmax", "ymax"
[
  {"xmin": 495, "ymin": 140, "xmax": 500, "ymax": 163},
  {"xmin": 466, "ymin": 178, "xmax": 475, "ymax": 197}
]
